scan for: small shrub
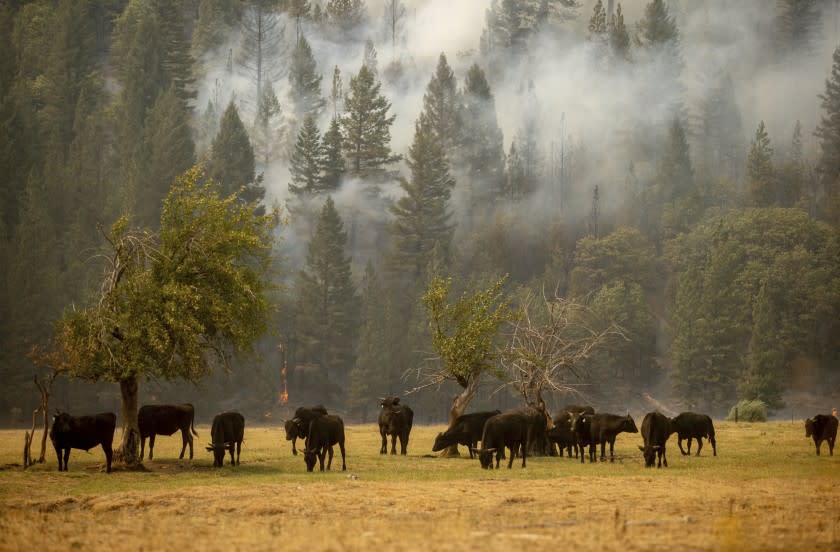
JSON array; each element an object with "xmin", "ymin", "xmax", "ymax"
[{"xmin": 726, "ymin": 399, "xmax": 767, "ymax": 422}]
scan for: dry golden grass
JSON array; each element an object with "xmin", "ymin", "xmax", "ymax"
[{"xmin": 0, "ymin": 421, "xmax": 838, "ymax": 551}]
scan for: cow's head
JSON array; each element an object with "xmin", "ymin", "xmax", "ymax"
[
  {"xmin": 805, "ymin": 418, "xmax": 815, "ymax": 438},
  {"xmin": 380, "ymin": 396, "xmax": 400, "ymax": 408},
  {"xmin": 303, "ymin": 449, "xmax": 318, "ymax": 472},
  {"xmin": 206, "ymin": 442, "xmax": 226, "ymax": 467},
  {"xmin": 284, "ymin": 419, "xmax": 301, "ymax": 441},
  {"xmin": 638, "ymin": 444, "xmax": 660, "ymax": 467},
  {"xmin": 50, "ymin": 412, "xmax": 72, "ymax": 439},
  {"xmin": 471, "ymin": 447, "xmax": 497, "ymax": 469},
  {"xmin": 623, "ymin": 415, "xmax": 639, "ymax": 433}
]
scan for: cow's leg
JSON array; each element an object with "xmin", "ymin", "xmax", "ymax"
[
  {"xmin": 400, "ymin": 431, "xmax": 409, "ymax": 455},
  {"xmin": 663, "ymin": 449, "xmax": 667, "ymax": 468},
  {"xmin": 815, "ymin": 438, "xmax": 821, "ymax": 456},
  {"xmin": 149, "ymin": 434, "xmax": 156, "ymax": 460},
  {"xmin": 102, "ymin": 442, "xmax": 113, "ymax": 473},
  {"xmin": 521, "ymin": 439, "xmax": 527, "ymax": 468},
  {"xmin": 686, "ymin": 437, "xmax": 693, "ymax": 455},
  {"xmin": 390, "ymin": 434, "xmax": 397, "ymax": 455},
  {"xmin": 318, "ymin": 449, "xmax": 326, "ymax": 471},
  {"xmin": 589, "ymin": 443, "xmax": 596, "ymax": 463},
  {"xmin": 338, "ymin": 441, "xmax": 346, "ymax": 471},
  {"xmin": 291, "ymin": 437, "xmax": 298, "ymax": 456},
  {"xmin": 228, "ymin": 443, "xmax": 235, "ymax": 465},
  {"xmin": 678, "ymin": 437, "xmax": 687, "ymax": 455},
  {"xmin": 54, "ymin": 444, "xmax": 63, "ymax": 471},
  {"xmin": 326, "ymin": 445, "xmax": 334, "ymax": 470},
  {"xmin": 695, "ymin": 436, "xmax": 703, "ymax": 456},
  {"xmin": 379, "ymin": 430, "xmax": 387, "ymax": 455},
  {"xmin": 179, "ymin": 429, "xmax": 188, "ymax": 459},
  {"xmin": 710, "ymin": 435, "xmax": 717, "ymax": 456},
  {"xmin": 140, "ymin": 437, "xmax": 146, "ymax": 460},
  {"xmin": 600, "ymin": 440, "xmax": 606, "ymax": 462},
  {"xmin": 63, "ymin": 449, "xmax": 71, "ymax": 471},
  {"xmin": 609, "ymin": 438, "xmax": 615, "ymax": 462},
  {"xmin": 829, "ymin": 437, "xmax": 835, "ymax": 456},
  {"xmin": 188, "ymin": 431, "xmax": 194, "ymax": 460},
  {"xmin": 235, "ymin": 441, "xmax": 241, "ymax": 466}
]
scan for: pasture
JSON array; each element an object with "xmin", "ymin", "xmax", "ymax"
[{"xmin": 0, "ymin": 420, "xmax": 837, "ymax": 551}]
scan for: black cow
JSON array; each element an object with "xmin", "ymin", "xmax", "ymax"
[
  {"xmin": 205, "ymin": 412, "xmax": 245, "ymax": 467},
  {"xmin": 548, "ymin": 410, "xmax": 577, "ymax": 458},
  {"xmin": 638, "ymin": 411, "xmax": 671, "ymax": 468},
  {"xmin": 470, "ymin": 410, "xmax": 529, "ymax": 469},
  {"xmin": 303, "ymin": 415, "xmax": 347, "ymax": 472},
  {"xmin": 285, "ymin": 405, "xmax": 328, "ymax": 455},
  {"xmin": 669, "ymin": 412, "xmax": 717, "ymax": 456},
  {"xmin": 50, "ymin": 412, "xmax": 116, "ymax": 473},
  {"xmin": 805, "ymin": 414, "xmax": 838, "ymax": 456},
  {"xmin": 571, "ymin": 411, "xmax": 593, "ymax": 464},
  {"xmin": 138, "ymin": 403, "xmax": 198, "ymax": 460},
  {"xmin": 578, "ymin": 413, "xmax": 638, "ymax": 463},
  {"xmin": 378, "ymin": 397, "xmax": 414, "ymax": 455},
  {"xmin": 432, "ymin": 410, "xmax": 501, "ymax": 458}
]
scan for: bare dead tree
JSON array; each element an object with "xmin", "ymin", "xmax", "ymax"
[
  {"xmin": 24, "ymin": 344, "xmax": 68, "ymax": 468},
  {"xmin": 501, "ymin": 287, "xmax": 626, "ymax": 416}
]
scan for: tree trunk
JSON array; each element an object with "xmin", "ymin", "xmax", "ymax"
[
  {"xmin": 438, "ymin": 375, "xmax": 481, "ymax": 458},
  {"xmin": 38, "ymin": 390, "xmax": 50, "ymax": 463},
  {"xmin": 116, "ymin": 376, "xmax": 141, "ymax": 466}
]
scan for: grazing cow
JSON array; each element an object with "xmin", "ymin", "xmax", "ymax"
[
  {"xmin": 669, "ymin": 412, "xmax": 717, "ymax": 456},
  {"xmin": 638, "ymin": 411, "xmax": 671, "ymax": 468},
  {"xmin": 578, "ymin": 413, "xmax": 638, "ymax": 463},
  {"xmin": 548, "ymin": 410, "xmax": 578, "ymax": 458},
  {"xmin": 50, "ymin": 412, "xmax": 116, "ymax": 473},
  {"xmin": 378, "ymin": 397, "xmax": 414, "ymax": 455},
  {"xmin": 205, "ymin": 412, "xmax": 245, "ymax": 467},
  {"xmin": 303, "ymin": 415, "xmax": 347, "ymax": 472},
  {"xmin": 138, "ymin": 403, "xmax": 198, "ymax": 460},
  {"xmin": 285, "ymin": 405, "xmax": 328, "ymax": 455},
  {"xmin": 805, "ymin": 414, "xmax": 838, "ymax": 456},
  {"xmin": 470, "ymin": 410, "xmax": 529, "ymax": 469},
  {"xmin": 432, "ymin": 410, "xmax": 500, "ymax": 458}
]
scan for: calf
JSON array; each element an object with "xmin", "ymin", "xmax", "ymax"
[
  {"xmin": 378, "ymin": 397, "xmax": 414, "ymax": 455},
  {"xmin": 580, "ymin": 413, "xmax": 638, "ymax": 463},
  {"xmin": 669, "ymin": 412, "xmax": 716, "ymax": 456},
  {"xmin": 471, "ymin": 410, "xmax": 529, "ymax": 469},
  {"xmin": 805, "ymin": 414, "xmax": 838, "ymax": 456},
  {"xmin": 50, "ymin": 412, "xmax": 116, "ymax": 473},
  {"xmin": 285, "ymin": 404, "xmax": 328, "ymax": 455},
  {"xmin": 303, "ymin": 414, "xmax": 347, "ymax": 472},
  {"xmin": 138, "ymin": 403, "xmax": 198, "ymax": 460},
  {"xmin": 205, "ymin": 411, "xmax": 245, "ymax": 467},
  {"xmin": 638, "ymin": 411, "xmax": 671, "ymax": 468},
  {"xmin": 432, "ymin": 410, "xmax": 500, "ymax": 458}
]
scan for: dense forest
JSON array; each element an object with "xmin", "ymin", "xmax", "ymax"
[{"xmin": 2, "ymin": 0, "xmax": 840, "ymax": 427}]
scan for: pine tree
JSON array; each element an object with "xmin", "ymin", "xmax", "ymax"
[
  {"xmin": 207, "ymin": 101, "xmax": 264, "ymax": 206},
  {"xmin": 321, "ymin": 116, "xmax": 346, "ymax": 191},
  {"xmin": 389, "ymin": 113, "xmax": 455, "ymax": 282},
  {"xmin": 422, "ymin": 53, "xmax": 461, "ymax": 153},
  {"xmin": 136, "ymin": 86, "xmax": 196, "ymax": 227},
  {"xmin": 192, "ymin": 0, "xmax": 238, "ymax": 55},
  {"xmin": 289, "ymin": 35, "xmax": 325, "ymax": 123},
  {"xmin": 289, "ymin": 114, "xmax": 324, "ymax": 196},
  {"xmin": 659, "ymin": 118, "xmax": 693, "ymax": 202},
  {"xmin": 775, "ymin": 0, "xmax": 822, "ymax": 56},
  {"xmin": 284, "ymin": 0, "xmax": 312, "ymax": 39},
  {"xmin": 459, "ymin": 63, "xmax": 505, "ymax": 213},
  {"xmin": 739, "ymin": 282, "xmax": 786, "ymax": 411},
  {"xmin": 609, "ymin": 3, "xmax": 630, "ymax": 60},
  {"xmin": 638, "ymin": 0, "xmax": 679, "ymax": 46},
  {"xmin": 295, "ymin": 196, "xmax": 360, "ymax": 391},
  {"xmin": 239, "ymin": 2, "xmax": 287, "ymax": 111},
  {"xmin": 815, "ymin": 46, "xmax": 840, "ymax": 223},
  {"xmin": 341, "ymin": 64, "xmax": 400, "ymax": 178},
  {"xmin": 777, "ymin": 120, "xmax": 805, "ymax": 208},
  {"xmin": 363, "ymin": 39, "xmax": 378, "ymax": 77},
  {"xmin": 253, "ymin": 80, "xmax": 284, "ymax": 165},
  {"xmin": 330, "ymin": 65, "xmax": 344, "ymax": 118},
  {"xmin": 326, "ymin": 0, "xmax": 367, "ymax": 36},
  {"xmin": 154, "ymin": 0, "xmax": 196, "ymax": 103},
  {"xmin": 698, "ymin": 70, "xmax": 744, "ymax": 181},
  {"xmin": 746, "ymin": 121, "xmax": 775, "ymax": 207},
  {"xmin": 589, "ymin": 0, "xmax": 607, "ymax": 38}
]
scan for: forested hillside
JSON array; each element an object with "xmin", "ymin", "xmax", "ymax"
[{"xmin": 2, "ymin": 0, "xmax": 839, "ymax": 425}]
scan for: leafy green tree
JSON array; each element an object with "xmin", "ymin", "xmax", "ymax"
[
  {"xmin": 389, "ymin": 113, "xmax": 455, "ymax": 283},
  {"xmin": 207, "ymin": 101, "xmax": 265, "ymax": 206},
  {"xmin": 289, "ymin": 35, "xmax": 325, "ymax": 123},
  {"xmin": 815, "ymin": 46, "xmax": 840, "ymax": 224},
  {"xmin": 320, "ymin": 116, "xmax": 346, "ymax": 191},
  {"xmin": 422, "ymin": 274, "xmax": 518, "ymax": 429},
  {"xmin": 746, "ymin": 121, "xmax": 776, "ymax": 207},
  {"xmin": 569, "ymin": 227, "xmax": 657, "ymax": 298},
  {"xmin": 56, "ymin": 167, "xmax": 279, "ymax": 463},
  {"xmin": 136, "ymin": 86, "xmax": 196, "ymax": 228},
  {"xmin": 341, "ymin": 64, "xmax": 400, "ymax": 178},
  {"xmin": 288, "ymin": 114, "xmax": 324, "ymax": 196},
  {"xmin": 422, "ymin": 53, "xmax": 460, "ymax": 152},
  {"xmin": 295, "ymin": 196, "xmax": 360, "ymax": 394}
]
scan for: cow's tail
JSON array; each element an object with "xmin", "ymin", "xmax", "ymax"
[{"xmin": 190, "ymin": 406, "xmax": 199, "ymax": 437}]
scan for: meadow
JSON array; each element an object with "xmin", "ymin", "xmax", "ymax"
[{"xmin": 0, "ymin": 420, "xmax": 837, "ymax": 551}]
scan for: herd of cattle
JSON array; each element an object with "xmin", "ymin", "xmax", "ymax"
[{"xmin": 46, "ymin": 398, "xmax": 838, "ymax": 473}]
